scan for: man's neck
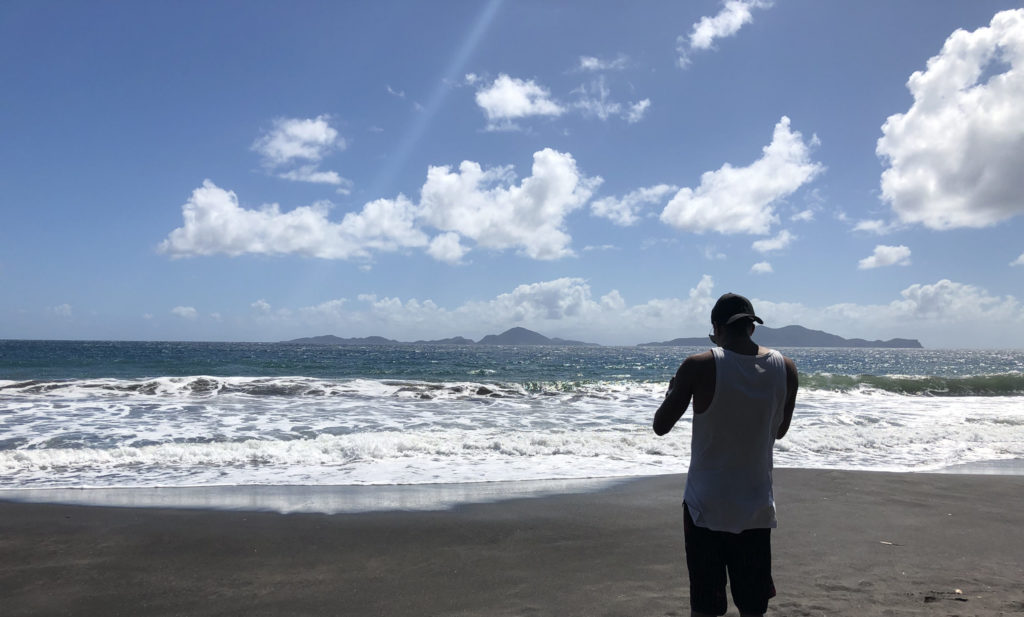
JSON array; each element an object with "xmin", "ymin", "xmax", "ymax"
[{"xmin": 720, "ymin": 336, "xmax": 759, "ymax": 356}]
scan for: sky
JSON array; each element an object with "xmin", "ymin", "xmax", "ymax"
[{"xmin": 2, "ymin": 0, "xmax": 1024, "ymax": 348}]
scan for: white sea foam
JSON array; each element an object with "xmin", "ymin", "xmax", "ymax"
[{"xmin": 1, "ymin": 377, "xmax": 1022, "ymax": 489}]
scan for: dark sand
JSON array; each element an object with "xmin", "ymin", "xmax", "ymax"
[{"xmin": 2, "ymin": 469, "xmax": 1023, "ymax": 616}]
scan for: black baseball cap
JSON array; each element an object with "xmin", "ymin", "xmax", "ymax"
[{"xmin": 711, "ymin": 293, "xmax": 764, "ymax": 326}]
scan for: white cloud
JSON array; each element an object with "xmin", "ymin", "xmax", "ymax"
[
  {"xmin": 678, "ymin": 0, "xmax": 772, "ymax": 67},
  {"xmin": 162, "ymin": 150, "xmax": 598, "ymax": 263},
  {"xmin": 853, "ymin": 218, "xmax": 900, "ymax": 235},
  {"xmin": 474, "ymin": 74, "xmax": 565, "ymax": 130},
  {"xmin": 751, "ymin": 229, "xmax": 794, "ymax": 253},
  {"xmin": 171, "ymin": 306, "xmax": 198, "ymax": 320},
  {"xmin": 578, "ymin": 54, "xmax": 629, "ymax": 72},
  {"xmin": 427, "ymin": 232, "xmax": 468, "ymax": 264},
  {"xmin": 386, "ymin": 85, "xmax": 405, "ymax": 98},
  {"xmin": 591, "ymin": 184, "xmax": 677, "ymax": 226},
  {"xmin": 252, "ymin": 115, "xmax": 343, "ymax": 166},
  {"xmin": 159, "ymin": 180, "xmax": 428, "ymax": 260},
  {"xmin": 791, "ymin": 209, "xmax": 815, "ymax": 222},
  {"xmin": 750, "ymin": 261, "xmax": 773, "ymax": 274},
  {"xmin": 858, "ymin": 245, "xmax": 912, "ymax": 269},
  {"xmin": 251, "ymin": 115, "xmax": 348, "ymax": 187},
  {"xmin": 277, "ymin": 165, "xmax": 351, "ymax": 187},
  {"xmin": 661, "ymin": 116, "xmax": 823, "ymax": 235},
  {"xmin": 877, "ymin": 9, "xmax": 1024, "ymax": 230},
  {"xmin": 1012, "ymin": 253, "xmax": 1024, "ymax": 266},
  {"xmin": 418, "ymin": 148, "xmax": 600, "ymax": 260}
]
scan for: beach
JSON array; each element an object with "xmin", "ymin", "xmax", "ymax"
[{"xmin": 2, "ymin": 469, "xmax": 1023, "ymax": 616}]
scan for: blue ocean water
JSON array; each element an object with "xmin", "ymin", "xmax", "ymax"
[{"xmin": 1, "ymin": 340, "xmax": 1023, "ymax": 491}]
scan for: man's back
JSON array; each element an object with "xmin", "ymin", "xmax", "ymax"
[{"xmin": 684, "ymin": 347, "xmax": 789, "ymax": 533}]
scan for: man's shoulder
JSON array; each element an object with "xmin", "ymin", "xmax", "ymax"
[{"xmin": 684, "ymin": 350, "xmax": 715, "ymax": 365}]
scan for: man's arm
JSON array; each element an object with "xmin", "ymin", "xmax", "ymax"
[
  {"xmin": 653, "ymin": 357, "xmax": 697, "ymax": 435},
  {"xmin": 776, "ymin": 356, "xmax": 798, "ymax": 439}
]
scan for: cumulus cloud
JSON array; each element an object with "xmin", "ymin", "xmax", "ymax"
[
  {"xmin": 890, "ymin": 279, "xmax": 1019, "ymax": 322},
  {"xmin": 661, "ymin": 116, "xmax": 823, "ymax": 235},
  {"xmin": 252, "ymin": 115, "xmax": 343, "ymax": 166},
  {"xmin": 418, "ymin": 148, "xmax": 600, "ymax": 260},
  {"xmin": 161, "ymin": 149, "xmax": 598, "ymax": 262},
  {"xmin": 1010, "ymin": 253, "xmax": 1024, "ymax": 266},
  {"xmin": 877, "ymin": 9, "xmax": 1024, "ymax": 230},
  {"xmin": 159, "ymin": 180, "xmax": 428, "ymax": 260},
  {"xmin": 751, "ymin": 229, "xmax": 794, "ymax": 253},
  {"xmin": 251, "ymin": 115, "xmax": 350, "ymax": 187},
  {"xmin": 473, "ymin": 74, "xmax": 565, "ymax": 130},
  {"xmin": 858, "ymin": 245, "xmax": 912, "ymax": 269},
  {"xmin": 171, "ymin": 306, "xmax": 198, "ymax": 320},
  {"xmin": 750, "ymin": 261, "xmax": 773, "ymax": 274},
  {"xmin": 678, "ymin": 0, "xmax": 772, "ymax": 67},
  {"xmin": 591, "ymin": 184, "xmax": 677, "ymax": 226}
]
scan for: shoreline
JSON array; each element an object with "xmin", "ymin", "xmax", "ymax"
[
  {"xmin": 2, "ymin": 469, "xmax": 1023, "ymax": 616},
  {"xmin": 3, "ymin": 459, "xmax": 1024, "ymax": 514}
]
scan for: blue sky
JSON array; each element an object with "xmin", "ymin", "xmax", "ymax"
[{"xmin": 2, "ymin": 0, "xmax": 1023, "ymax": 348}]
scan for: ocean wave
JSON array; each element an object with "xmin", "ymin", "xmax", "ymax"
[
  {"xmin": 800, "ymin": 372, "xmax": 1024, "ymax": 396},
  {"xmin": 0, "ymin": 376, "xmax": 662, "ymax": 401},
  {"xmin": 4, "ymin": 371, "xmax": 1024, "ymax": 400}
]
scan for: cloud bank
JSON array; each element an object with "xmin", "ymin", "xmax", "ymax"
[{"xmin": 242, "ymin": 276, "xmax": 1023, "ymax": 348}]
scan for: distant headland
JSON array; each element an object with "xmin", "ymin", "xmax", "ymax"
[
  {"xmin": 282, "ymin": 325, "xmax": 922, "ymax": 348},
  {"xmin": 638, "ymin": 325, "xmax": 921, "ymax": 349}
]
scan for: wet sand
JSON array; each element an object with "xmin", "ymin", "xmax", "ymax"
[{"xmin": 2, "ymin": 469, "xmax": 1023, "ymax": 616}]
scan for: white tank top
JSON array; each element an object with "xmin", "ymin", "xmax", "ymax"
[{"xmin": 683, "ymin": 347, "xmax": 788, "ymax": 533}]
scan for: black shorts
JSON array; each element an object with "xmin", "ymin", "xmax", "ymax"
[{"xmin": 683, "ymin": 503, "xmax": 776, "ymax": 616}]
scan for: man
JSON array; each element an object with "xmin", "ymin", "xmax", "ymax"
[{"xmin": 653, "ymin": 292, "xmax": 798, "ymax": 617}]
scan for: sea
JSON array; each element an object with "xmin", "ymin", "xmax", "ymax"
[{"xmin": 2, "ymin": 340, "xmax": 1023, "ymax": 510}]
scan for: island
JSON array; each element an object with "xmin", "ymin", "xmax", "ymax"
[
  {"xmin": 638, "ymin": 324, "xmax": 922, "ymax": 348},
  {"xmin": 281, "ymin": 327, "xmax": 597, "ymax": 346},
  {"xmin": 282, "ymin": 325, "xmax": 922, "ymax": 348}
]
